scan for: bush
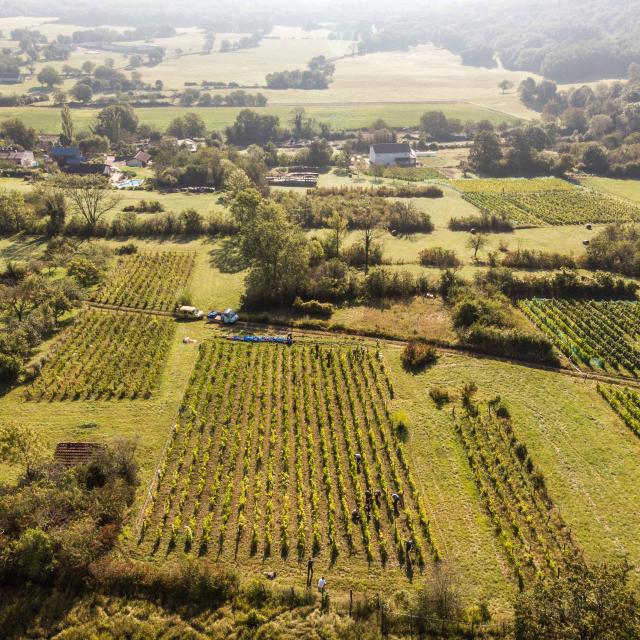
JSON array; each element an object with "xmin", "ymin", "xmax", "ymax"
[
  {"xmin": 401, "ymin": 340, "xmax": 439, "ymax": 370},
  {"xmin": 292, "ymin": 297, "xmax": 334, "ymax": 318},
  {"xmin": 309, "ymin": 185, "xmax": 443, "ymax": 198},
  {"xmin": 390, "ymin": 410, "xmax": 410, "ymax": 439},
  {"xmin": 115, "ymin": 243, "xmax": 138, "ymax": 255},
  {"xmin": 91, "ymin": 558, "xmax": 238, "ymax": 609},
  {"xmin": 452, "ymin": 296, "xmax": 508, "ymax": 329},
  {"xmin": 502, "ymin": 249, "xmax": 576, "ymax": 270},
  {"xmin": 449, "ymin": 212, "xmax": 513, "ymax": 232},
  {"xmin": 386, "ymin": 202, "xmax": 434, "ymax": 234},
  {"xmin": 429, "ymin": 386, "xmax": 454, "ymax": 407},
  {"xmin": 464, "ymin": 326, "xmax": 559, "ymax": 365},
  {"xmin": 344, "ymin": 243, "xmax": 383, "ymax": 268},
  {"xmin": 363, "ymin": 268, "xmax": 432, "ymax": 300},
  {"xmin": 0, "ymin": 351, "xmax": 24, "ymax": 383},
  {"xmin": 419, "ymin": 247, "xmax": 461, "ymax": 268}
]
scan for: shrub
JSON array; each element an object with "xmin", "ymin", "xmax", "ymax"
[
  {"xmin": 391, "ymin": 410, "xmax": 410, "ymax": 439},
  {"xmin": 67, "ymin": 256, "xmax": 104, "ymax": 287},
  {"xmin": 502, "ymin": 249, "xmax": 576, "ymax": 270},
  {"xmin": 363, "ymin": 268, "xmax": 432, "ymax": 300},
  {"xmin": 292, "ymin": 297, "xmax": 334, "ymax": 318},
  {"xmin": 309, "ymin": 185, "xmax": 443, "ymax": 198},
  {"xmin": 344, "ymin": 242, "xmax": 383, "ymax": 268},
  {"xmin": 449, "ymin": 212, "xmax": 513, "ymax": 232},
  {"xmin": 115, "ymin": 243, "xmax": 138, "ymax": 255},
  {"xmin": 429, "ymin": 386, "xmax": 454, "ymax": 407},
  {"xmin": 464, "ymin": 326, "xmax": 559, "ymax": 365},
  {"xmin": 386, "ymin": 202, "xmax": 434, "ymax": 234},
  {"xmin": 177, "ymin": 291, "xmax": 193, "ymax": 307},
  {"xmin": 460, "ymin": 381, "xmax": 478, "ymax": 407},
  {"xmin": 401, "ymin": 340, "xmax": 438, "ymax": 370},
  {"xmin": 419, "ymin": 247, "xmax": 461, "ymax": 268}
]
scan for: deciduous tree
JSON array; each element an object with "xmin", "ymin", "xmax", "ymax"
[{"xmin": 57, "ymin": 175, "xmax": 121, "ymax": 233}]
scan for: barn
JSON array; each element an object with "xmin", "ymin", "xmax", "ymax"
[{"xmin": 369, "ymin": 143, "xmax": 417, "ymax": 167}]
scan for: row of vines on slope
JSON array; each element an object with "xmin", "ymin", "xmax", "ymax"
[
  {"xmin": 138, "ymin": 340, "xmax": 440, "ymax": 573},
  {"xmin": 453, "ymin": 400, "xmax": 580, "ymax": 589},
  {"xmin": 598, "ymin": 385, "xmax": 640, "ymax": 438},
  {"xmin": 88, "ymin": 251, "xmax": 195, "ymax": 311},
  {"xmin": 461, "ymin": 189, "xmax": 640, "ymax": 226},
  {"xmin": 24, "ymin": 309, "xmax": 175, "ymax": 401},
  {"xmin": 521, "ymin": 299, "xmax": 640, "ymax": 377}
]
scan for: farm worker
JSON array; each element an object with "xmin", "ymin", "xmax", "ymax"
[
  {"xmin": 364, "ymin": 501, "xmax": 371, "ymax": 520},
  {"xmin": 364, "ymin": 489, "xmax": 372, "ymax": 505},
  {"xmin": 354, "ymin": 452, "xmax": 362, "ymax": 472},
  {"xmin": 286, "ymin": 332, "xmax": 293, "ymax": 346},
  {"xmin": 391, "ymin": 492, "xmax": 400, "ymax": 515},
  {"xmin": 351, "ymin": 508, "xmax": 360, "ymax": 523},
  {"xmin": 306, "ymin": 558, "xmax": 314, "ymax": 586},
  {"xmin": 405, "ymin": 539, "xmax": 414, "ymax": 555},
  {"xmin": 374, "ymin": 488, "xmax": 382, "ymax": 504},
  {"xmin": 318, "ymin": 576, "xmax": 326, "ymax": 594}
]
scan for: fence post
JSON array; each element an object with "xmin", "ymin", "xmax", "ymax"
[{"xmin": 349, "ymin": 589, "xmax": 353, "ymax": 616}]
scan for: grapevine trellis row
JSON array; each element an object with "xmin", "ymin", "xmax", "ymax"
[
  {"xmin": 461, "ymin": 189, "xmax": 640, "ymax": 226},
  {"xmin": 454, "ymin": 405, "xmax": 580, "ymax": 589},
  {"xmin": 24, "ymin": 309, "xmax": 175, "ymax": 401},
  {"xmin": 88, "ymin": 251, "xmax": 196, "ymax": 311},
  {"xmin": 598, "ymin": 384, "xmax": 640, "ymax": 438},
  {"xmin": 521, "ymin": 299, "xmax": 640, "ymax": 377},
  {"xmin": 138, "ymin": 340, "xmax": 440, "ymax": 572}
]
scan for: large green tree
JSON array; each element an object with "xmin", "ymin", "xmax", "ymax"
[
  {"xmin": 37, "ymin": 66, "xmax": 63, "ymax": 88},
  {"xmin": 94, "ymin": 103, "xmax": 138, "ymax": 143},
  {"xmin": 239, "ymin": 201, "xmax": 309, "ymax": 305},
  {"xmin": 57, "ymin": 175, "xmax": 121, "ymax": 232},
  {"xmin": 515, "ymin": 561, "xmax": 640, "ymax": 640},
  {"xmin": 0, "ymin": 118, "xmax": 36, "ymax": 149},
  {"xmin": 468, "ymin": 131, "xmax": 503, "ymax": 174},
  {"xmin": 0, "ymin": 422, "xmax": 44, "ymax": 477}
]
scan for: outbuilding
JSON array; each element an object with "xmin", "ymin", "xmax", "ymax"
[{"xmin": 369, "ymin": 143, "xmax": 417, "ymax": 167}]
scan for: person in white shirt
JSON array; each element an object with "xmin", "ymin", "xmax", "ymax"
[{"xmin": 317, "ymin": 576, "xmax": 326, "ymax": 594}]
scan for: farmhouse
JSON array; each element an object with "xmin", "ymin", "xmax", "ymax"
[
  {"xmin": 0, "ymin": 148, "xmax": 35, "ymax": 167},
  {"xmin": 63, "ymin": 163, "xmax": 114, "ymax": 176},
  {"xmin": 127, "ymin": 151, "xmax": 151, "ymax": 167},
  {"xmin": 0, "ymin": 69, "xmax": 23, "ymax": 84},
  {"xmin": 51, "ymin": 146, "xmax": 84, "ymax": 166},
  {"xmin": 369, "ymin": 142, "xmax": 417, "ymax": 167}
]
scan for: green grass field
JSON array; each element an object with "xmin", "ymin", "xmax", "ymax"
[
  {"xmin": 581, "ymin": 177, "xmax": 640, "ymax": 204},
  {"xmin": 0, "ymin": 102, "xmax": 519, "ymax": 134},
  {"xmin": 0, "ymin": 19, "xmax": 536, "ymax": 122},
  {"xmin": 387, "ymin": 349, "xmax": 640, "ymax": 607}
]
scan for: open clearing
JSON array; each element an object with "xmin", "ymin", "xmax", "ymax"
[{"xmin": 581, "ymin": 177, "xmax": 640, "ymax": 204}]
